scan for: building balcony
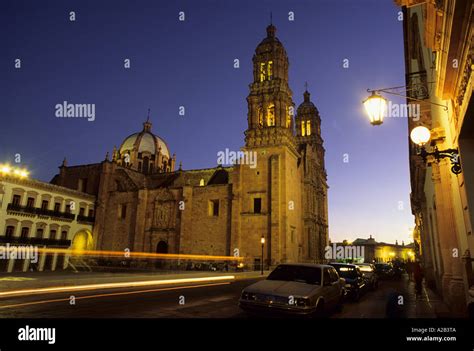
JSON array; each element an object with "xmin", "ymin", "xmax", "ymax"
[
  {"xmin": 77, "ymin": 214, "xmax": 95, "ymax": 223},
  {"xmin": 0, "ymin": 236, "xmax": 71, "ymax": 247},
  {"xmin": 6, "ymin": 203, "xmax": 76, "ymax": 221}
]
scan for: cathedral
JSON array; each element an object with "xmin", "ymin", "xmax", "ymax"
[{"xmin": 51, "ymin": 24, "xmax": 329, "ymax": 268}]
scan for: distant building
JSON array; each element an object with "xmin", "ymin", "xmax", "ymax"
[
  {"xmin": 0, "ymin": 170, "xmax": 95, "ymax": 272},
  {"xmin": 51, "ymin": 24, "xmax": 329, "ymax": 268},
  {"xmin": 331, "ymin": 236, "xmax": 415, "ymax": 263}
]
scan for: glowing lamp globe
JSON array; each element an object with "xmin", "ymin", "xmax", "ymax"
[
  {"xmin": 363, "ymin": 92, "xmax": 387, "ymax": 126},
  {"xmin": 410, "ymin": 126, "xmax": 431, "ymax": 146}
]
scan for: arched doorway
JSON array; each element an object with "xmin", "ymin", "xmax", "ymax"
[
  {"xmin": 155, "ymin": 241, "xmax": 168, "ymax": 268},
  {"xmin": 71, "ymin": 230, "xmax": 93, "ymax": 252}
]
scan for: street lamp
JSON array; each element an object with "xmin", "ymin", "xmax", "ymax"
[
  {"xmin": 260, "ymin": 236, "xmax": 265, "ymax": 275},
  {"xmin": 409, "ymin": 126, "xmax": 462, "ymax": 175},
  {"xmin": 363, "ymin": 91, "xmax": 387, "ymax": 126},
  {"xmin": 363, "ymin": 84, "xmax": 448, "ymax": 126}
]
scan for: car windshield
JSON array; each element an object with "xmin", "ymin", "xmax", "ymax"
[
  {"xmin": 334, "ymin": 266, "xmax": 358, "ymax": 279},
  {"xmin": 357, "ymin": 265, "xmax": 373, "ymax": 272},
  {"xmin": 267, "ymin": 265, "xmax": 322, "ymax": 285}
]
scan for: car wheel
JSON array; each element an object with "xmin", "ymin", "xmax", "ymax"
[
  {"xmin": 313, "ymin": 300, "xmax": 325, "ymax": 318},
  {"xmin": 336, "ymin": 294, "xmax": 344, "ymax": 312},
  {"xmin": 353, "ymin": 289, "xmax": 360, "ymax": 302}
]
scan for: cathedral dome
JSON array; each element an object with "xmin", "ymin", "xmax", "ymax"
[
  {"xmin": 119, "ymin": 120, "xmax": 170, "ymax": 158},
  {"xmin": 115, "ymin": 117, "xmax": 175, "ymax": 174},
  {"xmin": 297, "ymin": 90, "xmax": 319, "ymax": 115},
  {"xmin": 254, "ymin": 24, "xmax": 287, "ymax": 57}
]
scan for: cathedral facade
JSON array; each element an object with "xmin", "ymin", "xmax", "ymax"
[{"xmin": 51, "ymin": 25, "xmax": 329, "ymax": 268}]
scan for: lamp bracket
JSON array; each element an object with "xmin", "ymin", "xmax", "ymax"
[
  {"xmin": 419, "ymin": 146, "xmax": 462, "ymax": 174},
  {"xmin": 367, "ymin": 85, "xmax": 448, "ymax": 111}
]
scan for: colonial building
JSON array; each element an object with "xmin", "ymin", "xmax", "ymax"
[
  {"xmin": 396, "ymin": 0, "xmax": 474, "ymax": 315},
  {"xmin": 0, "ymin": 168, "xmax": 95, "ymax": 272},
  {"xmin": 51, "ymin": 24, "xmax": 329, "ymax": 269}
]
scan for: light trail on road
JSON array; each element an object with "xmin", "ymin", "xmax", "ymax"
[
  {"xmin": 0, "ymin": 275, "xmax": 236, "ymax": 299},
  {"xmin": 0, "ymin": 282, "xmax": 231, "ymax": 310}
]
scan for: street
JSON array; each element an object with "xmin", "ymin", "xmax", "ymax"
[{"xmin": 0, "ymin": 273, "xmax": 446, "ymax": 318}]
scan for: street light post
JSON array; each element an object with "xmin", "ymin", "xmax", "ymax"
[{"xmin": 260, "ymin": 236, "xmax": 265, "ymax": 275}]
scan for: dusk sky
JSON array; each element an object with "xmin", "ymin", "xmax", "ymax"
[{"xmin": 0, "ymin": 0, "xmax": 414, "ymax": 244}]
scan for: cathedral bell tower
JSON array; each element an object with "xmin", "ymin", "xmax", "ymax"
[{"xmin": 245, "ymin": 24, "xmax": 296, "ymax": 149}]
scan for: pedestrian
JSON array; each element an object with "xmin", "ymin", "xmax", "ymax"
[{"xmin": 413, "ymin": 260, "xmax": 424, "ymax": 296}]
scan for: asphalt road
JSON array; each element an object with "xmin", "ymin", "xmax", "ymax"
[{"xmin": 0, "ymin": 276, "xmax": 411, "ymax": 318}]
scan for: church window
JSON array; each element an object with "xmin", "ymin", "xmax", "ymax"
[
  {"xmin": 119, "ymin": 204, "xmax": 127, "ymax": 219},
  {"xmin": 267, "ymin": 104, "xmax": 275, "ymax": 126},
  {"xmin": 258, "ymin": 107, "xmax": 264, "ymax": 127},
  {"xmin": 301, "ymin": 121, "xmax": 306, "ymax": 136},
  {"xmin": 200, "ymin": 178, "xmax": 205, "ymax": 186},
  {"xmin": 267, "ymin": 61, "xmax": 273, "ymax": 80},
  {"xmin": 259, "ymin": 63, "xmax": 266, "ymax": 82},
  {"xmin": 253, "ymin": 198, "xmax": 262, "ymax": 214},
  {"xmin": 306, "ymin": 120, "xmax": 311, "ymax": 136},
  {"xmin": 209, "ymin": 200, "xmax": 219, "ymax": 216},
  {"xmin": 138, "ymin": 153, "xmax": 142, "ymax": 159},
  {"xmin": 138, "ymin": 162, "xmax": 142, "ymax": 172},
  {"xmin": 286, "ymin": 106, "xmax": 291, "ymax": 128}
]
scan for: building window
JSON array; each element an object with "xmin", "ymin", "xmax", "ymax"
[
  {"xmin": 209, "ymin": 200, "xmax": 219, "ymax": 217},
  {"xmin": 78, "ymin": 178, "xmax": 88, "ymax": 192},
  {"xmin": 267, "ymin": 104, "xmax": 275, "ymax": 126},
  {"xmin": 119, "ymin": 204, "xmax": 127, "ymax": 219},
  {"xmin": 50, "ymin": 229, "xmax": 57, "ymax": 240},
  {"xmin": 306, "ymin": 120, "xmax": 311, "ymax": 136},
  {"xmin": 301, "ymin": 121, "xmax": 306, "ymax": 136},
  {"xmin": 258, "ymin": 107, "xmax": 264, "ymax": 127},
  {"xmin": 79, "ymin": 208, "xmax": 85, "ymax": 216},
  {"xmin": 54, "ymin": 202, "xmax": 61, "ymax": 212},
  {"xmin": 259, "ymin": 62, "xmax": 266, "ymax": 82},
  {"xmin": 199, "ymin": 179, "xmax": 205, "ymax": 186},
  {"xmin": 36, "ymin": 228, "xmax": 44, "ymax": 239},
  {"xmin": 41, "ymin": 200, "xmax": 49, "ymax": 210},
  {"xmin": 26, "ymin": 197, "xmax": 35, "ymax": 208},
  {"xmin": 286, "ymin": 106, "xmax": 291, "ymax": 128},
  {"xmin": 20, "ymin": 227, "xmax": 29, "ymax": 239},
  {"xmin": 61, "ymin": 231, "xmax": 68, "ymax": 240},
  {"xmin": 88, "ymin": 208, "xmax": 94, "ymax": 218},
  {"xmin": 267, "ymin": 61, "xmax": 273, "ymax": 80},
  {"xmin": 259, "ymin": 61, "xmax": 273, "ymax": 82},
  {"xmin": 254, "ymin": 198, "xmax": 262, "ymax": 214},
  {"xmin": 65, "ymin": 204, "xmax": 71, "ymax": 213},
  {"xmin": 5, "ymin": 226, "xmax": 15, "ymax": 238},
  {"xmin": 12, "ymin": 194, "xmax": 21, "ymax": 206},
  {"xmin": 138, "ymin": 162, "xmax": 142, "ymax": 172}
]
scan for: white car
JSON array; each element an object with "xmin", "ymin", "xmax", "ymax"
[{"xmin": 239, "ymin": 263, "xmax": 345, "ymax": 316}]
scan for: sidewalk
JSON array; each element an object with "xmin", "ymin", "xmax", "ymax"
[
  {"xmin": 0, "ymin": 270, "xmax": 269, "ymax": 293},
  {"xmin": 402, "ymin": 274, "xmax": 452, "ymax": 318}
]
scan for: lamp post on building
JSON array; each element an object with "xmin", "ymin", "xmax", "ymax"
[{"xmin": 260, "ymin": 236, "xmax": 265, "ymax": 275}]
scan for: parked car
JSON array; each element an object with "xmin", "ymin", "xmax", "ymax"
[
  {"xmin": 374, "ymin": 263, "xmax": 395, "ymax": 280},
  {"xmin": 329, "ymin": 263, "xmax": 367, "ymax": 301},
  {"xmin": 239, "ymin": 263, "xmax": 345, "ymax": 316},
  {"xmin": 356, "ymin": 263, "xmax": 378, "ymax": 290}
]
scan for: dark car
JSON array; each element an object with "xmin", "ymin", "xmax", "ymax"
[
  {"xmin": 374, "ymin": 263, "xmax": 394, "ymax": 279},
  {"xmin": 356, "ymin": 263, "xmax": 378, "ymax": 290},
  {"xmin": 329, "ymin": 263, "xmax": 367, "ymax": 301}
]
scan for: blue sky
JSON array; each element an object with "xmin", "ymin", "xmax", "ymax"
[{"xmin": 0, "ymin": 0, "xmax": 414, "ymax": 244}]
